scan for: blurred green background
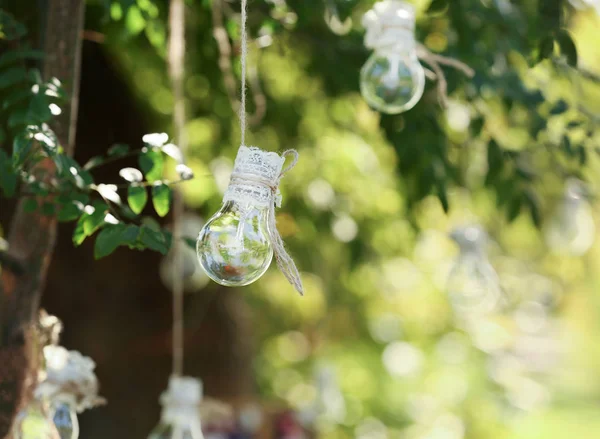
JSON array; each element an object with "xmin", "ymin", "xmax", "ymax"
[{"xmin": 2, "ymin": 0, "xmax": 600, "ymax": 438}]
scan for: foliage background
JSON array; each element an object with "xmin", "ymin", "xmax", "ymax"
[{"xmin": 1, "ymin": 0, "xmax": 600, "ymax": 438}]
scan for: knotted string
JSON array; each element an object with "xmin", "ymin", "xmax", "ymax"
[{"xmin": 236, "ymin": 0, "xmax": 303, "ymax": 295}]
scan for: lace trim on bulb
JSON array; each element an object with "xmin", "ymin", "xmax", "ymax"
[
  {"xmin": 363, "ymin": 0, "xmax": 417, "ymax": 51},
  {"xmin": 224, "ymin": 145, "xmax": 286, "ymax": 207},
  {"xmin": 35, "ymin": 346, "xmax": 105, "ymax": 413}
]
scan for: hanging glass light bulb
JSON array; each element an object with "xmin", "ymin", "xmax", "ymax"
[
  {"xmin": 35, "ymin": 346, "xmax": 104, "ymax": 439},
  {"xmin": 360, "ymin": 0, "xmax": 425, "ymax": 114},
  {"xmin": 447, "ymin": 226, "xmax": 502, "ymax": 319},
  {"xmin": 197, "ymin": 146, "xmax": 303, "ymax": 294},
  {"xmin": 544, "ymin": 179, "xmax": 596, "ymax": 256},
  {"xmin": 49, "ymin": 395, "xmax": 79, "ymax": 439},
  {"xmin": 148, "ymin": 376, "xmax": 205, "ymax": 439},
  {"xmin": 12, "ymin": 397, "xmax": 61, "ymax": 439}
]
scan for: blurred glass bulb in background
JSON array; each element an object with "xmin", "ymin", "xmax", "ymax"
[
  {"xmin": 161, "ymin": 214, "xmax": 209, "ymax": 292},
  {"xmin": 544, "ymin": 179, "xmax": 595, "ymax": 256},
  {"xmin": 324, "ymin": 0, "xmax": 353, "ymax": 35},
  {"xmin": 50, "ymin": 396, "xmax": 79, "ymax": 439},
  {"xmin": 197, "ymin": 147, "xmax": 285, "ymax": 287},
  {"xmin": 360, "ymin": 1, "xmax": 425, "ymax": 114},
  {"xmin": 13, "ymin": 398, "xmax": 60, "ymax": 439},
  {"xmin": 447, "ymin": 226, "xmax": 502, "ymax": 318},
  {"xmin": 148, "ymin": 376, "xmax": 205, "ymax": 439}
]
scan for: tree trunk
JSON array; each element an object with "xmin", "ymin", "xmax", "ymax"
[{"xmin": 0, "ymin": 1, "xmax": 85, "ymax": 436}]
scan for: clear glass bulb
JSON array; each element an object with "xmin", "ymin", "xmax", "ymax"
[
  {"xmin": 197, "ymin": 200, "xmax": 273, "ymax": 287},
  {"xmin": 148, "ymin": 419, "xmax": 204, "ymax": 439},
  {"xmin": 360, "ymin": 49, "xmax": 425, "ymax": 114},
  {"xmin": 149, "ymin": 377, "xmax": 205, "ymax": 439},
  {"xmin": 13, "ymin": 399, "xmax": 60, "ymax": 439},
  {"xmin": 447, "ymin": 226, "xmax": 502, "ymax": 317},
  {"xmin": 544, "ymin": 180, "xmax": 595, "ymax": 256},
  {"xmin": 50, "ymin": 400, "xmax": 79, "ymax": 439}
]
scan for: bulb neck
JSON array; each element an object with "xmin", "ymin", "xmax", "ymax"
[{"xmin": 161, "ymin": 404, "xmax": 202, "ymax": 427}]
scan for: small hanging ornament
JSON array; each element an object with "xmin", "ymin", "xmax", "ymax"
[
  {"xmin": 38, "ymin": 345, "xmax": 105, "ymax": 439},
  {"xmin": 198, "ymin": 0, "xmax": 302, "ymax": 295},
  {"xmin": 196, "ymin": 146, "xmax": 303, "ymax": 295},
  {"xmin": 13, "ymin": 346, "xmax": 104, "ymax": 439},
  {"xmin": 360, "ymin": 0, "xmax": 426, "ymax": 114},
  {"xmin": 447, "ymin": 225, "xmax": 503, "ymax": 319},
  {"xmin": 544, "ymin": 179, "xmax": 596, "ymax": 256},
  {"xmin": 148, "ymin": 376, "xmax": 205, "ymax": 439}
]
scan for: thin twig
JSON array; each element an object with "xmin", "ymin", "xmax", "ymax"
[
  {"xmin": 81, "ymin": 30, "xmax": 106, "ymax": 44},
  {"xmin": 416, "ymin": 43, "xmax": 475, "ymax": 108},
  {"xmin": 84, "ymin": 149, "xmax": 144, "ymax": 171}
]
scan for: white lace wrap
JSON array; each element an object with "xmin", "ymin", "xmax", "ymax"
[
  {"xmin": 223, "ymin": 145, "xmax": 304, "ymax": 295},
  {"xmin": 160, "ymin": 376, "xmax": 204, "ymax": 428},
  {"xmin": 35, "ymin": 346, "xmax": 105, "ymax": 412},
  {"xmin": 224, "ymin": 146, "xmax": 285, "ymax": 208},
  {"xmin": 363, "ymin": 0, "xmax": 417, "ymax": 52}
]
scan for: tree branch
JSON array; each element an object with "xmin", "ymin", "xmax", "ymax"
[{"xmin": 0, "ymin": 0, "xmax": 86, "ymax": 436}]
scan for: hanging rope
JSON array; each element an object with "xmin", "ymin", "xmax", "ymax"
[
  {"xmin": 240, "ymin": 0, "xmax": 248, "ymax": 145},
  {"xmin": 168, "ymin": 0, "xmax": 186, "ymax": 377},
  {"xmin": 233, "ymin": 0, "xmax": 303, "ymax": 295}
]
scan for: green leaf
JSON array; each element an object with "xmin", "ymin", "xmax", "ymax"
[
  {"xmin": 556, "ymin": 30, "xmax": 578, "ymax": 67},
  {"xmin": 108, "ymin": 143, "xmax": 130, "ymax": 157},
  {"xmin": 0, "ymin": 149, "xmax": 17, "ymax": 196},
  {"xmin": 83, "ymin": 155, "xmax": 105, "ymax": 170},
  {"xmin": 2, "ymin": 88, "xmax": 33, "ymax": 110},
  {"xmin": 23, "ymin": 198, "xmax": 38, "ymax": 213},
  {"xmin": 94, "ymin": 224, "xmax": 127, "ymax": 259},
  {"xmin": 539, "ymin": 0, "xmax": 561, "ymax": 29},
  {"xmin": 27, "ymin": 93, "xmax": 52, "ymax": 123},
  {"xmin": 524, "ymin": 190, "xmax": 542, "ymax": 228},
  {"xmin": 83, "ymin": 202, "xmax": 109, "ymax": 235},
  {"xmin": 57, "ymin": 201, "xmax": 83, "ymax": 222},
  {"xmin": 507, "ymin": 194, "xmax": 522, "ymax": 222},
  {"xmin": 427, "ymin": 0, "xmax": 448, "ymax": 14},
  {"xmin": 550, "ymin": 100, "xmax": 568, "ymax": 115},
  {"xmin": 73, "ymin": 216, "xmax": 86, "ymax": 246},
  {"xmin": 41, "ymin": 202, "xmax": 55, "ymax": 216},
  {"xmin": 128, "ymin": 185, "xmax": 148, "ymax": 214},
  {"xmin": 139, "ymin": 149, "xmax": 164, "ymax": 182},
  {"xmin": 152, "ymin": 183, "xmax": 172, "ymax": 217},
  {"xmin": 436, "ymin": 181, "xmax": 449, "ymax": 213},
  {"xmin": 537, "ymin": 35, "xmax": 555, "ymax": 63},
  {"xmin": 184, "ymin": 237, "xmax": 197, "ymax": 251},
  {"xmin": 12, "ymin": 132, "xmax": 33, "ymax": 167},
  {"xmin": 0, "ymin": 49, "xmax": 44, "ymax": 68},
  {"xmin": 125, "ymin": 5, "xmax": 146, "ymax": 36},
  {"xmin": 0, "ymin": 11, "xmax": 28, "ymax": 40},
  {"xmin": 139, "ymin": 224, "xmax": 169, "ymax": 254},
  {"xmin": 0, "ymin": 67, "xmax": 28, "ymax": 89},
  {"xmin": 8, "ymin": 107, "xmax": 28, "ymax": 130},
  {"xmin": 578, "ymin": 145, "xmax": 587, "ymax": 166}
]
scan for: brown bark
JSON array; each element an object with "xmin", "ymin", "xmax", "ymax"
[{"xmin": 0, "ymin": 1, "xmax": 85, "ymax": 437}]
